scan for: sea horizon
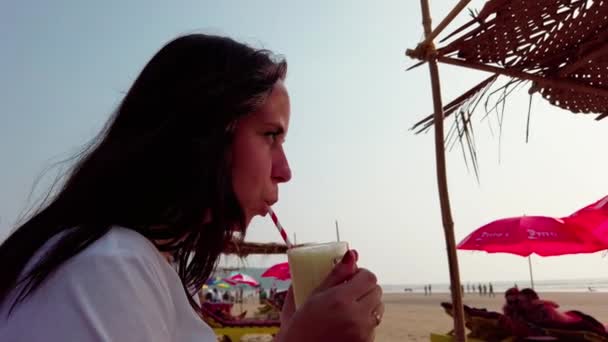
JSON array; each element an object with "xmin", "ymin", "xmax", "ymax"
[{"xmin": 381, "ymin": 277, "xmax": 608, "ymax": 294}]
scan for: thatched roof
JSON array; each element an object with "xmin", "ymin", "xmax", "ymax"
[
  {"xmin": 409, "ymin": 0, "xmax": 608, "ymax": 132},
  {"xmin": 407, "ymin": 0, "xmax": 608, "ymax": 177},
  {"xmin": 223, "ymin": 240, "xmax": 290, "ymax": 256}
]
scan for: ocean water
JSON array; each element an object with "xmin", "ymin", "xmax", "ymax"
[
  {"xmin": 213, "ymin": 268, "xmax": 608, "ymax": 295},
  {"xmin": 381, "ymin": 278, "xmax": 608, "ymax": 294}
]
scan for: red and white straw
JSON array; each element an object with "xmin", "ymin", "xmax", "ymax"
[{"xmin": 268, "ymin": 207, "xmax": 293, "ymax": 248}]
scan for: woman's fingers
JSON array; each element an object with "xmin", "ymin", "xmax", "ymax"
[
  {"xmin": 280, "ymin": 286, "xmax": 296, "ymax": 325},
  {"xmin": 337, "ymin": 268, "xmax": 377, "ymax": 300},
  {"xmin": 357, "ymin": 284, "xmax": 384, "ymax": 330},
  {"xmin": 370, "ymin": 302, "xmax": 385, "ymax": 327},
  {"xmin": 357, "ymin": 284, "xmax": 383, "ymax": 306},
  {"xmin": 313, "ymin": 250, "xmax": 358, "ymax": 294}
]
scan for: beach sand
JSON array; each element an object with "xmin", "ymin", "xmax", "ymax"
[
  {"xmin": 234, "ymin": 291, "xmax": 608, "ymax": 341},
  {"xmin": 377, "ymin": 292, "xmax": 608, "ymax": 341}
]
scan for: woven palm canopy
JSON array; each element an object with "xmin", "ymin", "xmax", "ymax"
[{"xmin": 410, "ymin": 0, "xmax": 608, "ymax": 134}]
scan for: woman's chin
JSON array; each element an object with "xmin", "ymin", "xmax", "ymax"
[{"xmin": 241, "ymin": 206, "xmax": 272, "ymax": 228}]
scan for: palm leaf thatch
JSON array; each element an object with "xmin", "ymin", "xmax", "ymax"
[
  {"xmin": 223, "ymin": 240, "xmax": 291, "ymax": 256},
  {"xmin": 409, "ymin": 0, "xmax": 608, "ymax": 173}
]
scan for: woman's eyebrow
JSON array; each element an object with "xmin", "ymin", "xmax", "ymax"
[{"xmin": 261, "ymin": 122, "xmax": 286, "ymax": 134}]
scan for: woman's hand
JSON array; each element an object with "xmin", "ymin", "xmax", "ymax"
[{"xmin": 276, "ymin": 250, "xmax": 384, "ymax": 342}]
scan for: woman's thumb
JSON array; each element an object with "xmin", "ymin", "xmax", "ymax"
[{"xmin": 280, "ymin": 286, "xmax": 296, "ymax": 325}]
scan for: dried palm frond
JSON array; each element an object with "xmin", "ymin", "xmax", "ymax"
[{"xmin": 412, "ymin": 74, "xmax": 498, "ymax": 179}]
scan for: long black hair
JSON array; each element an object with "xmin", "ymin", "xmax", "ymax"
[{"xmin": 0, "ymin": 34, "xmax": 287, "ymax": 315}]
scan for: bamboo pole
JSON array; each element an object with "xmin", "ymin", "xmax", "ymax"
[
  {"xmin": 419, "ymin": 0, "xmax": 466, "ymax": 340},
  {"xmin": 417, "ymin": 0, "xmax": 472, "ymax": 50}
]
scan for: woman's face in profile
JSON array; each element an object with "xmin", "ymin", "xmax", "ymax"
[
  {"xmin": 230, "ymin": 80, "xmax": 292, "ymax": 225},
  {"xmin": 505, "ymin": 294, "xmax": 518, "ymax": 306}
]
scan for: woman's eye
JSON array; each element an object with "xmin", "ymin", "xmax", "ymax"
[{"xmin": 264, "ymin": 131, "xmax": 279, "ymax": 141}]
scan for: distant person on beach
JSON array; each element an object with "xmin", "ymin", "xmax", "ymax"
[
  {"xmin": 483, "ymin": 284, "xmax": 487, "ymax": 296},
  {"xmin": 424, "ymin": 285, "xmax": 428, "ymax": 296},
  {"xmin": 213, "ymin": 288, "xmax": 221, "ymax": 302},
  {"xmin": 0, "ymin": 34, "xmax": 382, "ymax": 342},
  {"xmin": 270, "ymin": 283, "xmax": 277, "ymax": 299},
  {"xmin": 428, "ymin": 284, "xmax": 432, "ymax": 295},
  {"xmin": 205, "ymin": 290, "xmax": 214, "ymax": 302},
  {"xmin": 259, "ymin": 288, "xmax": 268, "ymax": 304},
  {"xmin": 478, "ymin": 283, "xmax": 483, "ymax": 296},
  {"xmin": 238, "ymin": 287, "xmax": 244, "ymax": 303},
  {"xmin": 489, "ymin": 283, "xmax": 494, "ymax": 297}
]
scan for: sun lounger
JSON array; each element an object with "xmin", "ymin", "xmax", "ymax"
[
  {"xmin": 439, "ymin": 301, "xmax": 608, "ymax": 342},
  {"xmin": 439, "ymin": 302, "xmax": 515, "ymax": 341},
  {"xmin": 199, "ymin": 302, "xmax": 280, "ymax": 341},
  {"xmin": 539, "ymin": 327, "xmax": 608, "ymax": 342},
  {"xmin": 430, "ymin": 332, "xmax": 490, "ymax": 341},
  {"xmin": 522, "ymin": 306, "xmax": 608, "ymax": 341}
]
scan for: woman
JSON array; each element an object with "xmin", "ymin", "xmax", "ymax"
[
  {"xmin": 518, "ymin": 288, "xmax": 606, "ymax": 336},
  {"xmin": 500, "ymin": 287, "xmax": 545, "ymax": 338},
  {"xmin": 0, "ymin": 34, "xmax": 383, "ymax": 341}
]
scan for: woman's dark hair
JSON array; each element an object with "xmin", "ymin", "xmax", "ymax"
[
  {"xmin": 0, "ymin": 34, "xmax": 287, "ymax": 315},
  {"xmin": 505, "ymin": 287, "xmax": 520, "ymax": 298},
  {"xmin": 519, "ymin": 288, "xmax": 539, "ymax": 300}
]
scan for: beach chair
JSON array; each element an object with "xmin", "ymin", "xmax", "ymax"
[
  {"xmin": 585, "ymin": 332, "xmax": 608, "ymax": 342},
  {"xmin": 438, "ymin": 302, "xmax": 515, "ymax": 342},
  {"xmin": 522, "ymin": 308, "xmax": 608, "ymax": 341},
  {"xmin": 539, "ymin": 324, "xmax": 608, "ymax": 342},
  {"xmin": 253, "ymin": 300, "xmax": 280, "ymax": 320},
  {"xmin": 539, "ymin": 328, "xmax": 608, "ymax": 342},
  {"xmin": 253, "ymin": 290, "xmax": 286, "ymax": 320},
  {"xmin": 430, "ymin": 332, "xmax": 488, "ymax": 341},
  {"xmin": 199, "ymin": 302, "xmax": 280, "ymax": 342}
]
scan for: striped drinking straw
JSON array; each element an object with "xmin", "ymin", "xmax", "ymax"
[{"xmin": 268, "ymin": 207, "xmax": 293, "ymax": 248}]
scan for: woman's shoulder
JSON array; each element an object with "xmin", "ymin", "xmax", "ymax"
[
  {"xmin": 30, "ymin": 227, "xmax": 170, "ymax": 293},
  {"xmin": 70, "ymin": 226, "xmax": 172, "ymax": 288},
  {"xmin": 81, "ymin": 226, "xmax": 160, "ymax": 259},
  {"xmin": 0, "ymin": 227, "xmax": 195, "ymax": 341},
  {"xmin": 15, "ymin": 226, "xmax": 166, "ymax": 285}
]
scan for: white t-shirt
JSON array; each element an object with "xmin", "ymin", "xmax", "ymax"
[{"xmin": 0, "ymin": 227, "xmax": 217, "ymax": 342}]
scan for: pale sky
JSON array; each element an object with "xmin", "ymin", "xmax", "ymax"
[{"xmin": 2, "ymin": 0, "xmax": 608, "ymax": 286}]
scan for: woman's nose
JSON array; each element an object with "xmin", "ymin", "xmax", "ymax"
[{"xmin": 272, "ymin": 148, "xmax": 292, "ymax": 183}]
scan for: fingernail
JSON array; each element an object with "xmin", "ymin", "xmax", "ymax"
[
  {"xmin": 352, "ymin": 249, "xmax": 359, "ymax": 261},
  {"xmin": 341, "ymin": 250, "xmax": 355, "ymax": 264}
]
